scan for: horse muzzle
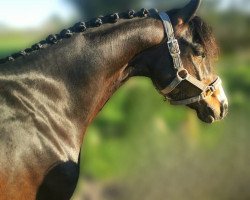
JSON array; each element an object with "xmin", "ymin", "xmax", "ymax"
[{"xmin": 196, "ymin": 93, "xmax": 228, "ymax": 124}]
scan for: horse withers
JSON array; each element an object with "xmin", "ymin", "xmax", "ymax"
[{"xmin": 0, "ymin": 0, "xmax": 228, "ymax": 199}]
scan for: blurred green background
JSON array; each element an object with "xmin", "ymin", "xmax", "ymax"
[{"xmin": 0, "ymin": 0, "xmax": 250, "ymax": 199}]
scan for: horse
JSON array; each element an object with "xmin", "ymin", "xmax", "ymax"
[{"xmin": 0, "ymin": 0, "xmax": 228, "ymax": 199}]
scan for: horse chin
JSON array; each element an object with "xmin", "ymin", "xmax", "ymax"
[
  {"xmin": 194, "ymin": 107, "xmax": 216, "ymax": 124},
  {"xmin": 188, "ymin": 104, "xmax": 216, "ymax": 124},
  {"xmin": 198, "ymin": 114, "xmax": 215, "ymax": 124}
]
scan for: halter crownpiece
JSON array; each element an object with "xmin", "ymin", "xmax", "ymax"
[{"xmin": 158, "ymin": 11, "xmax": 222, "ymax": 105}]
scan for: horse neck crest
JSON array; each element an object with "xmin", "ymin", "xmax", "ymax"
[{"xmin": 0, "ymin": 8, "xmax": 153, "ymax": 65}]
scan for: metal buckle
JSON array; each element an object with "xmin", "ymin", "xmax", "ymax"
[
  {"xmin": 209, "ymin": 85, "xmax": 216, "ymax": 93},
  {"xmin": 205, "ymin": 86, "xmax": 215, "ymax": 97},
  {"xmin": 205, "ymin": 78, "xmax": 220, "ymax": 95},
  {"xmin": 167, "ymin": 39, "xmax": 180, "ymax": 56}
]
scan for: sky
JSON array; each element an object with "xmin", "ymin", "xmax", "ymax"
[
  {"xmin": 0, "ymin": 0, "xmax": 243, "ymax": 29},
  {"xmin": 0, "ymin": 0, "xmax": 76, "ymax": 28}
]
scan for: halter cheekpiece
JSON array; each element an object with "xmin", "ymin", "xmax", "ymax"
[{"xmin": 158, "ymin": 12, "xmax": 221, "ymax": 105}]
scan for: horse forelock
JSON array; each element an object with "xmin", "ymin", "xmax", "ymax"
[{"xmin": 190, "ymin": 16, "xmax": 219, "ymax": 59}]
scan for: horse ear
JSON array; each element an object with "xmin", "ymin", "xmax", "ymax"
[{"xmin": 175, "ymin": 0, "xmax": 201, "ymax": 25}]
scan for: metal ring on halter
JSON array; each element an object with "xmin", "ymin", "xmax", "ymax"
[
  {"xmin": 177, "ymin": 69, "xmax": 188, "ymax": 79},
  {"xmin": 161, "ymin": 69, "xmax": 188, "ymax": 95}
]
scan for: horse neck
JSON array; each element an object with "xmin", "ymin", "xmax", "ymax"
[
  {"xmin": 74, "ymin": 17, "xmax": 164, "ymax": 125},
  {"xmin": 1, "ymin": 17, "xmax": 164, "ymax": 149}
]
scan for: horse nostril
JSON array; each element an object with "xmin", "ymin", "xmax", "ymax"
[
  {"xmin": 220, "ymin": 101, "xmax": 228, "ymax": 118},
  {"xmin": 224, "ymin": 102, "xmax": 228, "ymax": 111}
]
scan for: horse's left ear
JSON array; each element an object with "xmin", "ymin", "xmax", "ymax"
[{"xmin": 175, "ymin": 0, "xmax": 201, "ymax": 25}]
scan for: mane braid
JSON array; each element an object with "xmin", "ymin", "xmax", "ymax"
[{"xmin": 0, "ymin": 8, "xmax": 151, "ymax": 65}]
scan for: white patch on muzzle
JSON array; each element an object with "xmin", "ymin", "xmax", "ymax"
[{"xmin": 217, "ymin": 84, "xmax": 228, "ymax": 105}]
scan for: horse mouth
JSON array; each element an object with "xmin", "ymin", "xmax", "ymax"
[
  {"xmin": 203, "ymin": 115, "xmax": 215, "ymax": 124},
  {"xmin": 196, "ymin": 109, "xmax": 216, "ymax": 124}
]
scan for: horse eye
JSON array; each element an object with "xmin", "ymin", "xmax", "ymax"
[
  {"xmin": 194, "ymin": 49, "xmax": 206, "ymax": 58},
  {"xmin": 193, "ymin": 44, "xmax": 205, "ymax": 58},
  {"xmin": 199, "ymin": 52, "xmax": 206, "ymax": 58}
]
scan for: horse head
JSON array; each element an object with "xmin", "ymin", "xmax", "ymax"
[{"xmin": 137, "ymin": 0, "xmax": 228, "ymax": 123}]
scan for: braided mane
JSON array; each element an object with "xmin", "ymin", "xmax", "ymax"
[
  {"xmin": 0, "ymin": 8, "xmax": 151, "ymax": 65},
  {"xmin": 0, "ymin": 8, "xmax": 216, "ymax": 66}
]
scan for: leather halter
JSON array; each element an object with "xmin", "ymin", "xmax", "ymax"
[{"xmin": 158, "ymin": 12, "xmax": 221, "ymax": 105}]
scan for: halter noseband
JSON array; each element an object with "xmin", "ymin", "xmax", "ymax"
[{"xmin": 158, "ymin": 12, "xmax": 221, "ymax": 105}]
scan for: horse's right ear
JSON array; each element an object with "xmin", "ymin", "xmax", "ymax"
[{"xmin": 174, "ymin": 0, "xmax": 201, "ymax": 25}]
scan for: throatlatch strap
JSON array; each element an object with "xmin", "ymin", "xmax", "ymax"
[
  {"xmin": 159, "ymin": 12, "xmax": 183, "ymax": 70},
  {"xmin": 158, "ymin": 12, "xmax": 175, "ymax": 41}
]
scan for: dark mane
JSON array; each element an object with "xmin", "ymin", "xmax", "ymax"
[
  {"xmin": 0, "ymin": 8, "xmax": 218, "ymax": 65},
  {"xmin": 190, "ymin": 16, "xmax": 219, "ymax": 58},
  {"xmin": 0, "ymin": 8, "xmax": 151, "ymax": 65}
]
